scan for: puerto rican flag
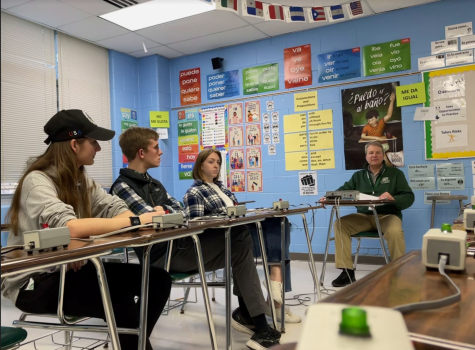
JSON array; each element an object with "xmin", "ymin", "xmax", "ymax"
[
  {"xmin": 243, "ymin": 0, "xmax": 264, "ymax": 17},
  {"xmin": 266, "ymin": 4, "xmax": 284, "ymax": 21},
  {"xmin": 307, "ymin": 7, "xmax": 327, "ymax": 22}
]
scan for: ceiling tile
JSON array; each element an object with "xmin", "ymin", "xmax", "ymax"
[
  {"xmin": 136, "ymin": 10, "xmax": 250, "ymax": 45},
  {"xmin": 366, "ymin": 0, "xmax": 440, "ymax": 13},
  {"xmin": 1, "ymin": 0, "xmax": 33, "ymax": 9},
  {"xmin": 254, "ymin": 19, "xmax": 328, "ymax": 37},
  {"xmin": 58, "ymin": 16, "xmax": 130, "ymax": 42},
  {"xmin": 58, "ymin": 0, "xmax": 117, "ymax": 16},
  {"xmin": 96, "ymin": 32, "xmax": 161, "ymax": 53},
  {"xmin": 129, "ymin": 46, "xmax": 185, "ymax": 59},
  {"xmin": 167, "ymin": 26, "xmax": 268, "ymax": 55},
  {"xmin": 6, "ymin": 0, "xmax": 91, "ymax": 27}
]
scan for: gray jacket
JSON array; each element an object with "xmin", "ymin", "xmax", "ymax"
[{"xmin": 1, "ymin": 167, "xmax": 129, "ymax": 304}]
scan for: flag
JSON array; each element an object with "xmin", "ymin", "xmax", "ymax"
[
  {"xmin": 348, "ymin": 1, "xmax": 363, "ymax": 18},
  {"xmin": 328, "ymin": 5, "xmax": 345, "ymax": 21},
  {"xmin": 266, "ymin": 4, "xmax": 284, "ymax": 21},
  {"xmin": 242, "ymin": 0, "xmax": 264, "ymax": 17},
  {"xmin": 307, "ymin": 7, "xmax": 326, "ymax": 22},
  {"xmin": 286, "ymin": 6, "xmax": 306, "ymax": 23},
  {"xmin": 216, "ymin": 0, "xmax": 238, "ymax": 13}
]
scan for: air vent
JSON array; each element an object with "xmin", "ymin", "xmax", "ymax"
[{"xmin": 102, "ymin": 0, "xmax": 152, "ymax": 10}]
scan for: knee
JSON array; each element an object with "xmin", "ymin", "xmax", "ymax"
[{"xmin": 231, "ymin": 241, "xmax": 253, "ymax": 263}]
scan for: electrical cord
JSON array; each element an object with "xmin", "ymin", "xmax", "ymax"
[
  {"xmin": 393, "ymin": 255, "xmax": 461, "ymax": 314},
  {"xmin": 1, "ymin": 243, "xmax": 34, "ymax": 255}
]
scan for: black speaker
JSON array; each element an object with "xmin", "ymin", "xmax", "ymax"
[{"xmin": 211, "ymin": 57, "xmax": 224, "ymax": 70}]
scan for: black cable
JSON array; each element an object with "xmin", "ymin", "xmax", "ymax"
[{"xmin": 1, "ymin": 247, "xmax": 24, "ymax": 255}]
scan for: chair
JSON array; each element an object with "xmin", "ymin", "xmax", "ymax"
[
  {"xmin": 427, "ymin": 195, "xmax": 468, "ymax": 228},
  {"xmin": 1, "ymin": 326, "xmax": 27, "ymax": 350}
]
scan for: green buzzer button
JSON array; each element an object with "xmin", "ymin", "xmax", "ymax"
[
  {"xmin": 339, "ymin": 307, "xmax": 371, "ymax": 337},
  {"xmin": 441, "ymin": 223, "xmax": 452, "ymax": 233}
]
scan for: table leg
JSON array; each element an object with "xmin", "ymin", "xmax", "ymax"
[
  {"xmin": 300, "ymin": 213, "xmax": 322, "ymax": 301},
  {"xmin": 431, "ymin": 200, "xmax": 436, "ymax": 229},
  {"xmin": 225, "ymin": 227, "xmax": 232, "ymax": 350},
  {"xmin": 280, "ymin": 217, "xmax": 286, "ymax": 333},
  {"xmin": 138, "ymin": 244, "xmax": 152, "ymax": 350},
  {"xmin": 89, "ymin": 257, "xmax": 121, "ymax": 350},
  {"xmin": 320, "ymin": 207, "xmax": 336, "ymax": 285},
  {"xmin": 371, "ymin": 207, "xmax": 390, "ymax": 264},
  {"xmin": 191, "ymin": 234, "xmax": 218, "ymax": 350}
]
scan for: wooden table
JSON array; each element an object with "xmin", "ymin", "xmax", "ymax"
[{"xmin": 322, "ymin": 250, "xmax": 475, "ymax": 349}]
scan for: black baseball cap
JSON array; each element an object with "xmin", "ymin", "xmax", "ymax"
[{"xmin": 44, "ymin": 109, "xmax": 115, "ymax": 145}]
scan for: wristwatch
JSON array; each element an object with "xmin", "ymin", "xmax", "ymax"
[{"xmin": 129, "ymin": 216, "xmax": 141, "ymax": 232}]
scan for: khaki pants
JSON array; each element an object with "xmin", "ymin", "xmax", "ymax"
[{"xmin": 334, "ymin": 213, "xmax": 405, "ymax": 269}]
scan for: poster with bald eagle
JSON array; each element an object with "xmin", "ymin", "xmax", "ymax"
[{"xmin": 341, "ymin": 82, "xmax": 404, "ymax": 170}]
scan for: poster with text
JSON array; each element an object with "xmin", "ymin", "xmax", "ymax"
[
  {"xmin": 243, "ymin": 63, "xmax": 279, "ymax": 95},
  {"xmin": 341, "ymin": 82, "xmax": 403, "ymax": 170},
  {"xmin": 246, "ymin": 124, "xmax": 261, "ymax": 146},
  {"xmin": 179, "ymin": 67, "xmax": 201, "ymax": 106},
  {"xmin": 207, "ymin": 70, "xmax": 239, "ymax": 100},
  {"xmin": 317, "ymin": 48, "xmax": 361, "ymax": 83},
  {"xmin": 363, "ymin": 38, "xmax": 411, "ymax": 76},
  {"xmin": 246, "ymin": 147, "xmax": 262, "ymax": 169},
  {"xmin": 229, "ymin": 126, "xmax": 244, "ymax": 147},
  {"xmin": 231, "ymin": 171, "xmax": 246, "ymax": 192},
  {"xmin": 230, "ymin": 148, "xmax": 245, "ymax": 170},
  {"xmin": 200, "ymin": 105, "xmax": 228, "ymax": 149},
  {"xmin": 228, "ymin": 103, "xmax": 243, "ymax": 124},
  {"xmin": 284, "ymin": 44, "xmax": 312, "ymax": 89},
  {"xmin": 245, "ymin": 100, "xmax": 261, "ymax": 123},
  {"xmin": 247, "ymin": 171, "xmax": 263, "ymax": 192}
]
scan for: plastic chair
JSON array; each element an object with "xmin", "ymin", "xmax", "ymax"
[{"xmin": 1, "ymin": 326, "xmax": 27, "ymax": 350}]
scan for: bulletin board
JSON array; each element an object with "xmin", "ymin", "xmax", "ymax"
[{"xmin": 424, "ymin": 64, "xmax": 475, "ymax": 160}]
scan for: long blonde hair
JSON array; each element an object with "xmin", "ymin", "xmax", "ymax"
[{"xmin": 6, "ymin": 139, "xmax": 94, "ymax": 235}]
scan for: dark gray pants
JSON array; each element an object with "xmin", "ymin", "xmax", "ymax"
[{"xmin": 152, "ymin": 225, "xmax": 267, "ymax": 317}]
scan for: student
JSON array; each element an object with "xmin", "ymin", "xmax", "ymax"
[
  {"xmin": 113, "ymin": 128, "xmax": 281, "ymax": 350},
  {"xmin": 184, "ymin": 149, "xmax": 301, "ymax": 324},
  {"xmin": 1, "ymin": 110, "xmax": 171, "ymax": 350}
]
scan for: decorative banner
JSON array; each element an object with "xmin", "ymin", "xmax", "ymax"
[
  {"xmin": 247, "ymin": 171, "xmax": 263, "ymax": 192},
  {"xmin": 230, "ymin": 171, "xmax": 246, "ymax": 192},
  {"xmin": 230, "ymin": 149, "xmax": 245, "ymax": 170},
  {"xmin": 284, "ymin": 44, "xmax": 312, "ymax": 89},
  {"xmin": 317, "ymin": 48, "xmax": 361, "ymax": 83},
  {"xmin": 309, "ymin": 110, "xmax": 333, "ymax": 130},
  {"xmin": 461, "ymin": 35, "xmax": 475, "ymax": 50},
  {"xmin": 285, "ymin": 151, "xmax": 308, "ymax": 171},
  {"xmin": 363, "ymin": 38, "xmax": 411, "ymax": 76},
  {"xmin": 418, "ymin": 55, "xmax": 445, "ymax": 71},
  {"xmin": 245, "ymin": 100, "xmax": 261, "ymax": 122},
  {"xmin": 431, "ymin": 39, "xmax": 458, "ymax": 55},
  {"xmin": 299, "ymin": 171, "xmax": 318, "ymax": 195},
  {"xmin": 395, "ymin": 82, "xmax": 426, "ymax": 107},
  {"xmin": 284, "ymin": 113, "xmax": 307, "ymax": 133},
  {"xmin": 207, "ymin": 70, "xmax": 239, "ymax": 100},
  {"xmin": 179, "ymin": 67, "xmax": 201, "ymax": 106},
  {"xmin": 341, "ymin": 82, "xmax": 403, "ymax": 170},
  {"xmin": 178, "ymin": 121, "xmax": 198, "ymax": 136},
  {"xmin": 294, "ymin": 91, "xmax": 318, "ymax": 111},
  {"xmin": 309, "ymin": 130, "xmax": 334, "ymax": 150},
  {"xmin": 310, "ymin": 150, "xmax": 335, "ymax": 170},
  {"xmin": 245, "ymin": 124, "xmax": 261, "ymax": 146},
  {"xmin": 445, "ymin": 22, "xmax": 473, "ymax": 39},
  {"xmin": 200, "ymin": 105, "xmax": 227, "ymax": 149},
  {"xmin": 150, "ymin": 111, "xmax": 170, "ymax": 128},
  {"xmin": 120, "ymin": 107, "xmax": 137, "ymax": 121},
  {"xmin": 228, "ymin": 103, "xmax": 243, "ymax": 125},
  {"xmin": 246, "ymin": 147, "xmax": 262, "ymax": 169},
  {"xmin": 284, "ymin": 132, "xmax": 308, "ymax": 152},
  {"xmin": 243, "ymin": 63, "xmax": 279, "ymax": 95},
  {"xmin": 446, "ymin": 50, "xmax": 474, "ymax": 66},
  {"xmin": 229, "ymin": 126, "xmax": 244, "ymax": 147}
]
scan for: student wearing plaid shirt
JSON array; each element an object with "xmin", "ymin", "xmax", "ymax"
[{"xmin": 113, "ymin": 129, "xmax": 281, "ymax": 349}]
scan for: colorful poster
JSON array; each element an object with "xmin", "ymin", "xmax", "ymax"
[
  {"xmin": 179, "ymin": 153, "xmax": 198, "ymax": 164},
  {"xmin": 178, "ymin": 121, "xmax": 198, "ymax": 137},
  {"xmin": 341, "ymin": 82, "xmax": 403, "ymax": 170},
  {"xmin": 207, "ymin": 70, "xmax": 239, "ymax": 100},
  {"xmin": 245, "ymin": 124, "xmax": 261, "ymax": 146},
  {"xmin": 179, "ymin": 67, "xmax": 201, "ymax": 106},
  {"xmin": 230, "ymin": 171, "xmax": 246, "ymax": 192},
  {"xmin": 284, "ymin": 113, "xmax": 307, "ymax": 133},
  {"xmin": 362, "ymin": 38, "xmax": 411, "ymax": 76},
  {"xmin": 150, "ymin": 111, "xmax": 170, "ymax": 128},
  {"xmin": 121, "ymin": 107, "xmax": 137, "ymax": 121},
  {"xmin": 121, "ymin": 120, "xmax": 138, "ymax": 133},
  {"xmin": 308, "ymin": 110, "xmax": 333, "ymax": 130},
  {"xmin": 395, "ymin": 82, "xmax": 426, "ymax": 107},
  {"xmin": 228, "ymin": 103, "xmax": 243, "ymax": 125},
  {"xmin": 179, "ymin": 144, "xmax": 199, "ymax": 154},
  {"xmin": 230, "ymin": 149, "xmax": 245, "ymax": 170},
  {"xmin": 242, "ymin": 63, "xmax": 279, "ymax": 95},
  {"xmin": 178, "ymin": 110, "xmax": 186, "ymax": 120},
  {"xmin": 246, "ymin": 147, "xmax": 262, "ymax": 169},
  {"xmin": 245, "ymin": 100, "xmax": 261, "ymax": 123},
  {"xmin": 229, "ymin": 126, "xmax": 244, "ymax": 147},
  {"xmin": 284, "ymin": 44, "xmax": 312, "ymax": 89},
  {"xmin": 178, "ymin": 163, "xmax": 194, "ymax": 180},
  {"xmin": 200, "ymin": 105, "xmax": 228, "ymax": 149},
  {"xmin": 317, "ymin": 48, "xmax": 361, "ymax": 83},
  {"xmin": 247, "ymin": 171, "xmax": 263, "ymax": 192},
  {"xmin": 294, "ymin": 91, "xmax": 318, "ymax": 111},
  {"xmin": 185, "ymin": 108, "xmax": 199, "ymax": 121}
]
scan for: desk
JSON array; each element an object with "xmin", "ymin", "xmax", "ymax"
[
  {"xmin": 322, "ymin": 250, "xmax": 475, "ymax": 350},
  {"xmin": 320, "ymin": 199, "xmax": 394, "ymax": 284}
]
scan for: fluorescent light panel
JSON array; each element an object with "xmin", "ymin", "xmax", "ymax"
[{"xmin": 100, "ymin": 0, "xmax": 215, "ymax": 31}]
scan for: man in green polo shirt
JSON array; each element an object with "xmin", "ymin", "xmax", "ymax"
[{"xmin": 321, "ymin": 141, "xmax": 415, "ymax": 287}]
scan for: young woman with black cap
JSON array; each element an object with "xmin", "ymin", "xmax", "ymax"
[{"xmin": 2, "ymin": 109, "xmax": 171, "ymax": 350}]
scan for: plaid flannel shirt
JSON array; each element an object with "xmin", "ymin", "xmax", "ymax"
[
  {"xmin": 183, "ymin": 179, "xmax": 237, "ymax": 218},
  {"xmin": 111, "ymin": 172, "xmax": 185, "ymax": 216}
]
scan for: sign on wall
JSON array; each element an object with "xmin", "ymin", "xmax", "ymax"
[
  {"xmin": 242, "ymin": 63, "xmax": 279, "ymax": 95},
  {"xmin": 284, "ymin": 44, "xmax": 312, "ymax": 89},
  {"xmin": 180, "ymin": 67, "xmax": 201, "ymax": 106},
  {"xmin": 207, "ymin": 70, "xmax": 240, "ymax": 100},
  {"xmin": 362, "ymin": 38, "xmax": 411, "ymax": 76},
  {"xmin": 317, "ymin": 48, "xmax": 361, "ymax": 83}
]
